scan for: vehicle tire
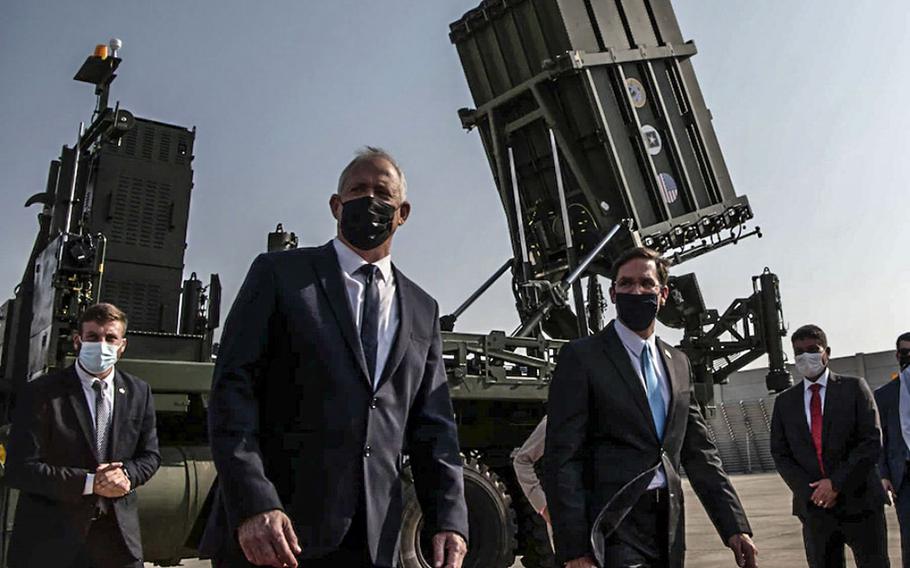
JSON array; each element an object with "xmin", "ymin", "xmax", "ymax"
[{"xmin": 399, "ymin": 457, "xmax": 517, "ymax": 568}]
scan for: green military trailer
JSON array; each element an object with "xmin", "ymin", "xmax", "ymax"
[{"xmin": 0, "ymin": 2, "xmax": 791, "ymax": 568}]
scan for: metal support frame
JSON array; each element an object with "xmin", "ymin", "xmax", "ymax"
[
  {"xmin": 442, "ymin": 330, "xmax": 565, "ymax": 401},
  {"xmin": 668, "ymin": 270, "xmax": 790, "ymax": 406},
  {"xmin": 514, "ymin": 222, "xmax": 625, "ymax": 337},
  {"xmin": 549, "ymin": 129, "xmax": 588, "ymax": 337},
  {"xmin": 440, "ymin": 258, "xmax": 512, "ymax": 332}
]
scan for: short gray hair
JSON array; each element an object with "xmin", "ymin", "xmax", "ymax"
[{"xmin": 336, "ymin": 146, "xmax": 408, "ymax": 202}]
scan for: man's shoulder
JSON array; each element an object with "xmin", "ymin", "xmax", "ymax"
[
  {"xmin": 775, "ymin": 381, "xmax": 804, "ymax": 404},
  {"xmin": 829, "ymin": 372, "xmax": 870, "ymax": 392},
  {"xmin": 561, "ymin": 332, "xmax": 605, "ymax": 360},
  {"xmin": 116, "ymin": 369, "xmax": 151, "ymax": 392},
  {"xmin": 26, "ymin": 367, "xmax": 74, "ymax": 393},
  {"xmin": 394, "ymin": 267, "xmax": 437, "ymax": 310},
  {"xmin": 256, "ymin": 242, "xmax": 332, "ymax": 267},
  {"xmin": 874, "ymin": 378, "xmax": 900, "ymax": 398},
  {"xmin": 655, "ymin": 337, "xmax": 688, "ymax": 362}
]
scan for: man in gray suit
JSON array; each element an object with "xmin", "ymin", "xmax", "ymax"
[{"xmin": 876, "ymin": 331, "xmax": 910, "ymax": 567}]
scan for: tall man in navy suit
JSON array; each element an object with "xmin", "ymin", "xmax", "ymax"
[
  {"xmin": 201, "ymin": 147, "xmax": 468, "ymax": 568},
  {"xmin": 5, "ymin": 302, "xmax": 161, "ymax": 568},
  {"xmin": 544, "ymin": 247, "xmax": 756, "ymax": 568},
  {"xmin": 876, "ymin": 331, "xmax": 910, "ymax": 567}
]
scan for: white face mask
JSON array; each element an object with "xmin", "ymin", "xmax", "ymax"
[
  {"xmin": 78, "ymin": 341, "xmax": 120, "ymax": 375},
  {"xmin": 795, "ymin": 352, "xmax": 826, "ymax": 380}
]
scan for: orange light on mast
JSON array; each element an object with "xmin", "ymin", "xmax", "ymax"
[{"xmin": 93, "ymin": 44, "xmax": 109, "ymax": 59}]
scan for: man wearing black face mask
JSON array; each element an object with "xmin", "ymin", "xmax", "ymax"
[
  {"xmin": 771, "ymin": 325, "xmax": 888, "ymax": 568},
  {"xmin": 544, "ymin": 247, "xmax": 756, "ymax": 568},
  {"xmin": 201, "ymin": 147, "xmax": 468, "ymax": 568},
  {"xmin": 876, "ymin": 331, "xmax": 910, "ymax": 567}
]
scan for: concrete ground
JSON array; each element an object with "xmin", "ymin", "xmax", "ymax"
[{"xmin": 153, "ymin": 473, "xmax": 902, "ymax": 567}]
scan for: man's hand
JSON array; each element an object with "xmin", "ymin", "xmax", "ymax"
[
  {"xmin": 93, "ymin": 462, "xmax": 129, "ymax": 498},
  {"xmin": 883, "ymin": 478, "xmax": 896, "ymax": 506},
  {"xmin": 432, "ymin": 531, "xmax": 467, "ymax": 568},
  {"xmin": 540, "ymin": 506, "xmax": 551, "ymax": 525},
  {"xmin": 237, "ymin": 509, "xmax": 301, "ymax": 568},
  {"xmin": 809, "ymin": 478, "xmax": 839, "ymax": 508},
  {"xmin": 565, "ymin": 555, "xmax": 598, "ymax": 568},
  {"xmin": 727, "ymin": 533, "xmax": 758, "ymax": 568}
]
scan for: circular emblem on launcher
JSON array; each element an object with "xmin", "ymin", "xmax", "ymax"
[
  {"xmin": 640, "ymin": 124, "xmax": 662, "ymax": 156},
  {"xmin": 658, "ymin": 173, "xmax": 679, "ymax": 204},
  {"xmin": 626, "ymin": 77, "xmax": 647, "ymax": 108}
]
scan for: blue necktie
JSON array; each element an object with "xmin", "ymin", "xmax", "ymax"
[
  {"xmin": 357, "ymin": 264, "xmax": 380, "ymax": 386},
  {"xmin": 641, "ymin": 344, "xmax": 666, "ymax": 440}
]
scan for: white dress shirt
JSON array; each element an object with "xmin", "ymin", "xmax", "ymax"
[
  {"xmin": 75, "ymin": 361, "xmax": 115, "ymax": 495},
  {"xmin": 898, "ymin": 368, "xmax": 910, "ymax": 455},
  {"xmin": 614, "ymin": 319, "xmax": 671, "ymax": 489},
  {"xmin": 802, "ymin": 369, "xmax": 830, "ymax": 428},
  {"xmin": 333, "ymin": 238, "xmax": 399, "ymax": 387}
]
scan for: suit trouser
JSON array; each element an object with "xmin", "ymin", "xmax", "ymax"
[
  {"xmin": 801, "ymin": 506, "xmax": 889, "ymax": 568},
  {"xmin": 213, "ymin": 495, "xmax": 395, "ymax": 568},
  {"xmin": 300, "ymin": 495, "xmax": 395, "ymax": 568},
  {"xmin": 71, "ymin": 514, "xmax": 143, "ymax": 568},
  {"xmin": 896, "ymin": 480, "xmax": 910, "ymax": 568},
  {"xmin": 602, "ymin": 488, "xmax": 670, "ymax": 568}
]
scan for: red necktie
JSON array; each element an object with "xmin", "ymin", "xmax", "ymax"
[{"xmin": 809, "ymin": 383, "xmax": 825, "ymax": 476}]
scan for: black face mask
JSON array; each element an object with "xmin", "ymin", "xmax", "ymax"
[
  {"xmin": 615, "ymin": 293, "xmax": 659, "ymax": 332},
  {"xmin": 339, "ymin": 196, "xmax": 396, "ymax": 251}
]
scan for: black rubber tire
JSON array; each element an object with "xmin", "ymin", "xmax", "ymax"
[{"xmin": 399, "ymin": 457, "xmax": 517, "ymax": 568}]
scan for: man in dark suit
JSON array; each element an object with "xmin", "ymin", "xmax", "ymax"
[
  {"xmin": 876, "ymin": 331, "xmax": 910, "ymax": 567},
  {"xmin": 543, "ymin": 247, "xmax": 756, "ymax": 568},
  {"xmin": 771, "ymin": 324, "xmax": 888, "ymax": 568},
  {"xmin": 5, "ymin": 302, "xmax": 161, "ymax": 568},
  {"xmin": 201, "ymin": 147, "xmax": 468, "ymax": 568}
]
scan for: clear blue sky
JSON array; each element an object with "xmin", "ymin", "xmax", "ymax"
[{"xmin": 2, "ymin": 1, "xmax": 908, "ymax": 366}]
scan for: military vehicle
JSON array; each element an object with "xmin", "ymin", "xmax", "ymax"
[{"xmin": 0, "ymin": 2, "xmax": 791, "ymax": 568}]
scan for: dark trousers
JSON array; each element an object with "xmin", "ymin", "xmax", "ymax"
[
  {"xmin": 300, "ymin": 497, "xmax": 394, "ymax": 568},
  {"xmin": 602, "ymin": 488, "xmax": 670, "ymax": 568},
  {"xmin": 896, "ymin": 481, "xmax": 910, "ymax": 568},
  {"xmin": 70, "ymin": 514, "xmax": 143, "ymax": 568},
  {"xmin": 214, "ymin": 496, "xmax": 395, "ymax": 568},
  {"xmin": 801, "ymin": 506, "xmax": 889, "ymax": 568}
]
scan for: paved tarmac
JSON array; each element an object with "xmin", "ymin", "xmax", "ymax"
[{"xmin": 151, "ymin": 473, "xmax": 903, "ymax": 567}]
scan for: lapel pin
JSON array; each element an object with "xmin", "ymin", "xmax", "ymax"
[
  {"xmin": 118, "ymin": 387, "xmax": 126, "ymax": 394},
  {"xmin": 664, "ymin": 349, "xmax": 672, "ymax": 359}
]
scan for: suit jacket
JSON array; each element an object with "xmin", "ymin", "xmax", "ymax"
[
  {"xmin": 543, "ymin": 322, "xmax": 751, "ymax": 567},
  {"xmin": 5, "ymin": 365, "xmax": 160, "ymax": 566},
  {"xmin": 199, "ymin": 242, "xmax": 468, "ymax": 567},
  {"xmin": 876, "ymin": 378, "xmax": 909, "ymax": 493},
  {"xmin": 770, "ymin": 372, "xmax": 886, "ymax": 519}
]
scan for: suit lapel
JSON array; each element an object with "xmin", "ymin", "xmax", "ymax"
[
  {"xmin": 890, "ymin": 381, "xmax": 905, "ymax": 457},
  {"xmin": 821, "ymin": 373, "xmax": 839, "ymax": 452},
  {"xmin": 312, "ymin": 242, "xmax": 371, "ymax": 386},
  {"xmin": 375, "ymin": 265, "xmax": 412, "ymax": 391},
  {"xmin": 65, "ymin": 365, "xmax": 97, "ymax": 461},
  {"xmin": 110, "ymin": 370, "xmax": 132, "ymax": 459},
  {"xmin": 656, "ymin": 338, "xmax": 684, "ymax": 433},
  {"xmin": 601, "ymin": 323, "xmax": 657, "ymax": 440}
]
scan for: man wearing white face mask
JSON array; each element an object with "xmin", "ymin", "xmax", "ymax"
[
  {"xmin": 5, "ymin": 303, "xmax": 160, "ymax": 568},
  {"xmin": 770, "ymin": 324, "xmax": 889, "ymax": 568}
]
